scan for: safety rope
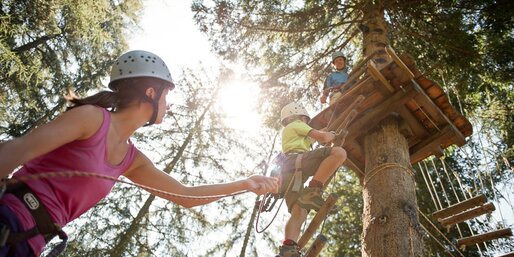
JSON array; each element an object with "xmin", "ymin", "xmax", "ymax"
[
  {"xmin": 438, "ymin": 158, "xmax": 465, "ymax": 238},
  {"xmin": 363, "ymin": 163, "xmax": 415, "ymax": 187},
  {"xmin": 418, "ymin": 162, "xmax": 440, "ymax": 210},
  {"xmin": 2, "ymin": 171, "xmax": 248, "ymax": 200},
  {"xmin": 418, "ymin": 208, "xmax": 466, "ymax": 257}
]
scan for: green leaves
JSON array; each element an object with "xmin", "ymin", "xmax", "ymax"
[{"xmin": 0, "ymin": 0, "xmax": 142, "ymax": 137}]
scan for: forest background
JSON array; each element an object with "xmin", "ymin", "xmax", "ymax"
[{"xmin": 0, "ymin": 0, "xmax": 512, "ymax": 256}]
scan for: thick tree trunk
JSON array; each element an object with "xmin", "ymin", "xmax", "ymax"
[
  {"xmin": 361, "ymin": 116, "xmax": 424, "ymax": 257},
  {"xmin": 361, "ymin": 1, "xmax": 389, "ymax": 68}
]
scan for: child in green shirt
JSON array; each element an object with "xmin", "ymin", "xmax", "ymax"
[{"xmin": 275, "ymin": 102, "xmax": 346, "ymax": 257}]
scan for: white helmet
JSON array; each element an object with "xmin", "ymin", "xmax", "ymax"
[
  {"xmin": 108, "ymin": 50, "xmax": 173, "ymax": 90},
  {"xmin": 280, "ymin": 102, "xmax": 310, "ymax": 126}
]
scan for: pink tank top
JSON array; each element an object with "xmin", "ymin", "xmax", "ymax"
[{"xmin": 0, "ymin": 107, "xmax": 138, "ymax": 255}]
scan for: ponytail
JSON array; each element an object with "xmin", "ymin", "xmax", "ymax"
[
  {"xmin": 67, "ymin": 91, "xmax": 119, "ymax": 111},
  {"xmin": 66, "ymin": 77, "xmax": 166, "ymax": 111}
]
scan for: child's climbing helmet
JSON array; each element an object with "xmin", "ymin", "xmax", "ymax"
[
  {"xmin": 280, "ymin": 102, "xmax": 310, "ymax": 126},
  {"xmin": 331, "ymin": 51, "xmax": 346, "ymax": 63},
  {"xmin": 108, "ymin": 50, "xmax": 174, "ymax": 90}
]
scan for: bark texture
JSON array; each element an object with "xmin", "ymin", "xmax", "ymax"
[{"xmin": 361, "ymin": 116, "xmax": 424, "ymax": 257}]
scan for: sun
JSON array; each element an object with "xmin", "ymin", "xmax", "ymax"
[{"xmin": 218, "ymin": 80, "xmax": 262, "ymax": 132}]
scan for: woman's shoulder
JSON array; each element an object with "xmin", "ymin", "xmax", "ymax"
[
  {"xmin": 70, "ymin": 104, "xmax": 104, "ymax": 119},
  {"xmin": 63, "ymin": 105, "xmax": 106, "ymax": 139}
]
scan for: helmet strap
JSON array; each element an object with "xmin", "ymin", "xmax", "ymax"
[{"xmin": 143, "ymin": 86, "xmax": 165, "ymax": 127}]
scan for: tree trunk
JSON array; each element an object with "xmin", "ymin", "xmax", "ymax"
[
  {"xmin": 361, "ymin": 1, "xmax": 389, "ymax": 68},
  {"xmin": 361, "ymin": 115, "xmax": 424, "ymax": 257}
]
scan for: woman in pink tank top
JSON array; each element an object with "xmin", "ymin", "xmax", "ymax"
[{"xmin": 0, "ymin": 50, "xmax": 278, "ymax": 257}]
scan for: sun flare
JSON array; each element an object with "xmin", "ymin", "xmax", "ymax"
[{"xmin": 218, "ymin": 81, "xmax": 262, "ymax": 132}]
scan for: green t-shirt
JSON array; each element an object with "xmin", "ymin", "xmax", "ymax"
[{"xmin": 281, "ymin": 120, "xmax": 314, "ymax": 153}]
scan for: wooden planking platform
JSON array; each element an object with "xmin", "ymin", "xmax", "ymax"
[
  {"xmin": 457, "ymin": 228, "xmax": 512, "ymax": 249},
  {"xmin": 439, "ymin": 202, "xmax": 495, "ymax": 228},
  {"xmin": 309, "ymin": 46, "xmax": 472, "ymax": 176},
  {"xmin": 432, "ymin": 194, "xmax": 487, "ymax": 219}
]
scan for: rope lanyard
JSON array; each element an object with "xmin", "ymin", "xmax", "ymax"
[
  {"xmin": 254, "ymin": 176, "xmax": 294, "ymax": 233},
  {"xmin": 2, "ymin": 171, "xmax": 248, "ymax": 200},
  {"xmin": 255, "ymin": 154, "xmax": 303, "ymax": 233}
]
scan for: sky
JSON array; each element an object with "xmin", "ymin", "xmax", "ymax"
[
  {"xmin": 127, "ymin": 1, "xmax": 279, "ymax": 256},
  {"xmin": 129, "ymin": 0, "xmax": 263, "ymax": 134}
]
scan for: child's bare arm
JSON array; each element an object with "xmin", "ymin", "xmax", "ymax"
[{"xmin": 308, "ymin": 129, "xmax": 335, "ymax": 144}]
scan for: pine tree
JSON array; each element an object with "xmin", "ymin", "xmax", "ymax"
[{"xmin": 0, "ymin": 0, "xmax": 143, "ymax": 137}]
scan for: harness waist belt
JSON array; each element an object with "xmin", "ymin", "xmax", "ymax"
[{"xmin": 5, "ymin": 182, "xmax": 65, "ymax": 243}]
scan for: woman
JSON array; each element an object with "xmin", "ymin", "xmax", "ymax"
[{"xmin": 0, "ymin": 50, "xmax": 278, "ymax": 257}]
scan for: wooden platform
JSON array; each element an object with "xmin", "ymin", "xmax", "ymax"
[{"xmin": 309, "ymin": 47, "xmax": 472, "ymax": 176}]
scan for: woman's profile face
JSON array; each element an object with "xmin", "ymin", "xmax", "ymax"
[{"xmin": 155, "ymin": 87, "xmax": 171, "ymax": 124}]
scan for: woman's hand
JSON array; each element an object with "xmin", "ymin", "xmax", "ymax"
[{"xmin": 245, "ymin": 175, "xmax": 279, "ymax": 195}]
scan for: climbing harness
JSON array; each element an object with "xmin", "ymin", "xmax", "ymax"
[
  {"xmin": 256, "ymin": 91, "xmax": 364, "ymax": 233},
  {"xmin": 255, "ymin": 153, "xmax": 305, "ymax": 233},
  {"xmin": 1, "ymin": 182, "xmax": 68, "ymax": 256}
]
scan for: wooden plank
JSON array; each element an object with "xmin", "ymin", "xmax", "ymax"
[
  {"xmin": 305, "ymin": 234, "xmax": 328, "ymax": 257},
  {"xmin": 385, "ymin": 46, "xmax": 415, "ymax": 79},
  {"xmin": 344, "ymin": 153, "xmax": 365, "ymax": 179},
  {"xmin": 409, "ymin": 125, "xmax": 452, "ymax": 164},
  {"xmin": 396, "ymin": 107, "xmax": 430, "ymax": 141},
  {"xmin": 345, "ymin": 65, "xmax": 368, "ymax": 88},
  {"xmin": 439, "ymin": 202, "xmax": 495, "ymax": 228},
  {"xmin": 327, "ymin": 95, "xmax": 365, "ymax": 132},
  {"xmin": 298, "ymin": 194, "xmax": 338, "ymax": 249},
  {"xmin": 345, "ymin": 145, "xmax": 366, "ymax": 180},
  {"xmin": 310, "ymin": 77, "xmax": 374, "ymax": 130},
  {"xmin": 432, "ymin": 194, "xmax": 487, "ymax": 219},
  {"xmin": 410, "ymin": 80, "xmax": 466, "ymax": 146},
  {"xmin": 457, "ymin": 228, "xmax": 513, "ymax": 248},
  {"xmin": 345, "ymin": 85, "xmax": 418, "ymax": 143},
  {"xmin": 367, "ymin": 61, "xmax": 395, "ymax": 92}
]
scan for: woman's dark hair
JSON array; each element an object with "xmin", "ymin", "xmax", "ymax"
[{"xmin": 67, "ymin": 77, "xmax": 169, "ymax": 111}]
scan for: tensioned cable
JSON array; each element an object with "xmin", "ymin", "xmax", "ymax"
[
  {"xmin": 419, "ymin": 162, "xmax": 440, "ymax": 210},
  {"xmin": 423, "ymin": 160, "xmax": 444, "ymax": 210},
  {"xmin": 440, "ymin": 154, "xmax": 486, "ymax": 255},
  {"xmin": 440, "ymin": 157, "xmax": 462, "ymax": 202},
  {"xmin": 481, "ymin": 130, "xmax": 507, "ymax": 225},
  {"xmin": 439, "ymin": 157, "xmax": 465, "ymax": 238},
  {"xmin": 431, "ymin": 158, "xmax": 451, "ymax": 208}
]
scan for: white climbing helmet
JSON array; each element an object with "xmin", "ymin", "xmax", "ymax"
[
  {"xmin": 108, "ymin": 50, "xmax": 173, "ymax": 90},
  {"xmin": 332, "ymin": 51, "xmax": 346, "ymax": 63},
  {"xmin": 280, "ymin": 102, "xmax": 310, "ymax": 125}
]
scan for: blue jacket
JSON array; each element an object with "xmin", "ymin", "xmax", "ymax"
[{"xmin": 323, "ymin": 69, "xmax": 349, "ymax": 91}]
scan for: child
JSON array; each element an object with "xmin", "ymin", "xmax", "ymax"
[
  {"xmin": 275, "ymin": 102, "xmax": 346, "ymax": 257},
  {"xmin": 0, "ymin": 50, "xmax": 278, "ymax": 257},
  {"xmin": 320, "ymin": 51, "xmax": 349, "ymax": 105}
]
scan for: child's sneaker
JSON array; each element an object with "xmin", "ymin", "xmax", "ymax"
[
  {"xmin": 297, "ymin": 187, "xmax": 324, "ymax": 211},
  {"xmin": 276, "ymin": 244, "xmax": 302, "ymax": 257}
]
